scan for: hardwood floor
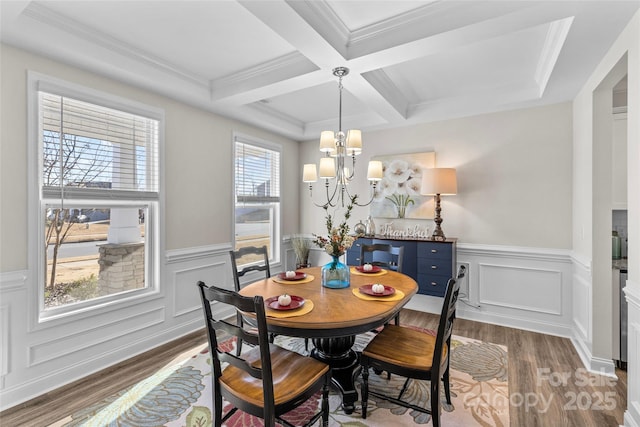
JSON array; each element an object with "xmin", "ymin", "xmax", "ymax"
[
  {"xmin": 402, "ymin": 310, "xmax": 627, "ymax": 427},
  {"xmin": 1, "ymin": 309, "xmax": 627, "ymax": 426}
]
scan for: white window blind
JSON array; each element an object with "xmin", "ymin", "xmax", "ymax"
[
  {"xmin": 234, "ymin": 140, "xmax": 280, "ymax": 204},
  {"xmin": 40, "ymin": 92, "xmax": 159, "ymax": 201}
]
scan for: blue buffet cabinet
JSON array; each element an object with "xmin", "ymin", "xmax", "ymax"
[{"xmin": 347, "ymin": 237, "xmax": 457, "ymax": 297}]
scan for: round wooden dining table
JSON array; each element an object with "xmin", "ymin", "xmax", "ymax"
[{"xmin": 239, "ymin": 266, "xmax": 418, "ymax": 414}]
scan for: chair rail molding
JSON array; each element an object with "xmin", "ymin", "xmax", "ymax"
[
  {"xmin": 0, "ymin": 270, "xmax": 27, "ymax": 292},
  {"xmin": 165, "ymin": 242, "xmax": 232, "ymax": 264}
]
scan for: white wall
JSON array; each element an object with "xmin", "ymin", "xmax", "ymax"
[
  {"xmin": 572, "ymin": 10, "xmax": 640, "ymax": 427},
  {"xmin": 0, "ymin": 44, "xmax": 301, "ymax": 409},
  {"xmin": 300, "ymin": 102, "xmax": 574, "ymax": 249},
  {"xmin": 300, "ymin": 102, "xmax": 578, "ymax": 359}
]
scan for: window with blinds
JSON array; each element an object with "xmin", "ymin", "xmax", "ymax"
[
  {"xmin": 40, "ymin": 92, "xmax": 159, "ymax": 200},
  {"xmin": 234, "ymin": 136, "xmax": 281, "ymax": 264},
  {"xmin": 32, "ymin": 76, "xmax": 162, "ymax": 317}
]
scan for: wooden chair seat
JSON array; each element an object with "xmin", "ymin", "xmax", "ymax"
[
  {"xmin": 198, "ymin": 281, "xmax": 331, "ymax": 427},
  {"xmin": 221, "ymin": 344, "xmax": 330, "ymax": 408},
  {"xmin": 362, "ymin": 325, "xmax": 447, "ymax": 375},
  {"xmin": 360, "ymin": 265, "xmax": 466, "ymax": 427}
]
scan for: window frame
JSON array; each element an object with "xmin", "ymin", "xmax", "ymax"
[
  {"xmin": 27, "ymin": 72, "xmax": 165, "ymax": 328},
  {"xmin": 232, "ymin": 133, "xmax": 282, "ymax": 267}
]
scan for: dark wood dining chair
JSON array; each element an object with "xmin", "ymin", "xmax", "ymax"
[
  {"xmin": 229, "ymin": 246, "xmax": 271, "ymax": 355},
  {"xmin": 360, "ymin": 265, "xmax": 466, "ymax": 427},
  {"xmin": 230, "ymin": 245, "xmax": 271, "ymax": 291},
  {"xmin": 197, "ymin": 281, "xmax": 331, "ymax": 427},
  {"xmin": 229, "ymin": 245, "xmax": 308, "ymax": 354},
  {"xmin": 360, "ymin": 243, "xmax": 404, "ymax": 325}
]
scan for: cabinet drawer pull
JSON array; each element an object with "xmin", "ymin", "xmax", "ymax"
[
  {"xmin": 431, "ymin": 282, "xmax": 437, "ymax": 286},
  {"xmin": 431, "ymin": 249, "xmax": 437, "ymax": 253},
  {"xmin": 431, "ymin": 265, "xmax": 438, "ymax": 269}
]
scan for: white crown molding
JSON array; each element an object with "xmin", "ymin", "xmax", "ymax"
[
  {"xmin": 361, "ymin": 69, "xmax": 409, "ymax": 119},
  {"xmin": 247, "ymin": 101, "xmax": 305, "ymax": 130},
  {"xmin": 304, "ymin": 111, "xmax": 380, "ymax": 138},
  {"xmin": 348, "ymin": 2, "xmax": 446, "ymax": 48},
  {"xmin": 535, "ymin": 17, "xmax": 574, "ymax": 97},
  {"xmin": 22, "ymin": 2, "xmax": 209, "ymax": 90},
  {"xmin": 285, "ymin": 0, "xmax": 350, "ymax": 57},
  {"xmin": 210, "ymin": 52, "xmax": 318, "ymax": 101}
]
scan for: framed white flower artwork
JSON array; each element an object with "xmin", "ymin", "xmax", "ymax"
[{"xmin": 369, "ymin": 152, "xmax": 436, "ymax": 219}]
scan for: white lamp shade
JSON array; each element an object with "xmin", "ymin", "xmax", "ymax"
[
  {"xmin": 421, "ymin": 168, "xmax": 457, "ymax": 195},
  {"xmin": 319, "ymin": 157, "xmax": 336, "ymax": 178},
  {"xmin": 367, "ymin": 160, "xmax": 383, "ymax": 181},
  {"xmin": 346, "ymin": 130, "xmax": 362, "ymax": 155},
  {"xmin": 319, "ymin": 131, "xmax": 335, "ymax": 153},
  {"xmin": 302, "ymin": 164, "xmax": 318, "ymax": 182}
]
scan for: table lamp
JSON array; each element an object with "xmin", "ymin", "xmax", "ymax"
[{"xmin": 421, "ymin": 168, "xmax": 457, "ymax": 240}]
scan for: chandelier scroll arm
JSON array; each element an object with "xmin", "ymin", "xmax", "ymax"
[
  {"xmin": 302, "ymin": 66, "xmax": 383, "ymax": 209},
  {"xmin": 343, "ymin": 180, "xmax": 379, "ymax": 207}
]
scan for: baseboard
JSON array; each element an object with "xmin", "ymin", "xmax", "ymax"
[
  {"xmin": 570, "ymin": 332, "xmax": 617, "ymax": 378},
  {"xmin": 625, "ymin": 401, "xmax": 640, "ymax": 427},
  {"xmin": 458, "ymin": 306, "xmax": 575, "ymax": 338},
  {"xmin": 406, "ymin": 293, "xmax": 620, "ymax": 378},
  {"xmin": 570, "ymin": 332, "xmax": 593, "ymax": 373}
]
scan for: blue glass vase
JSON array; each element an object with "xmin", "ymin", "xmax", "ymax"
[{"xmin": 321, "ymin": 255, "xmax": 350, "ymax": 289}]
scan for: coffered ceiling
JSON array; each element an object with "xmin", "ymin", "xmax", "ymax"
[{"xmin": 1, "ymin": 1, "xmax": 638, "ymax": 140}]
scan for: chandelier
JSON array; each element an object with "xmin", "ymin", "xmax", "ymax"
[{"xmin": 302, "ymin": 67, "xmax": 383, "ymax": 208}]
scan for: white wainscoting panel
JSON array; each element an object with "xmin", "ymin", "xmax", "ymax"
[
  {"xmin": 568, "ymin": 253, "xmax": 603, "ymax": 375},
  {"xmin": 172, "ymin": 261, "xmax": 229, "ymax": 318},
  {"xmin": 478, "ymin": 263, "xmax": 562, "ymax": 314},
  {"xmin": 1, "ymin": 244, "xmax": 234, "ymax": 411},
  {"xmin": 1, "ymin": 305, "xmax": 8, "ymax": 389},
  {"xmin": 28, "ymin": 307, "xmax": 165, "ymax": 366},
  {"xmin": 624, "ymin": 282, "xmax": 640, "ymax": 427},
  {"xmin": 452, "ymin": 244, "xmax": 574, "ymax": 338},
  {"xmin": 572, "ymin": 273, "xmax": 591, "ymax": 341}
]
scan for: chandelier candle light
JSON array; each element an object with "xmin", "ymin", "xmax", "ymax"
[
  {"xmin": 303, "ymin": 67, "xmax": 383, "ymax": 208},
  {"xmin": 421, "ymin": 167, "xmax": 457, "ymax": 240}
]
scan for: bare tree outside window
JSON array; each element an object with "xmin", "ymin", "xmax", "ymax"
[{"xmin": 44, "ymin": 131, "xmax": 112, "ymax": 290}]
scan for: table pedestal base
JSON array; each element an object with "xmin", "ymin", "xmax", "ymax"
[{"xmin": 311, "ymin": 335, "xmax": 361, "ymax": 414}]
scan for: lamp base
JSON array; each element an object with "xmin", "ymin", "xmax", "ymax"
[
  {"xmin": 431, "ymin": 228, "xmax": 446, "ymax": 241},
  {"xmin": 431, "ymin": 193, "xmax": 446, "ymax": 241}
]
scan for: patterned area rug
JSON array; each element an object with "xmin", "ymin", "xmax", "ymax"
[{"xmin": 52, "ymin": 329, "xmax": 509, "ymax": 426}]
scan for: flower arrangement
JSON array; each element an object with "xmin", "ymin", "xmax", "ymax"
[
  {"xmin": 376, "ymin": 158, "xmax": 422, "ymax": 218},
  {"xmin": 312, "ymin": 195, "xmax": 357, "ymax": 258}
]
